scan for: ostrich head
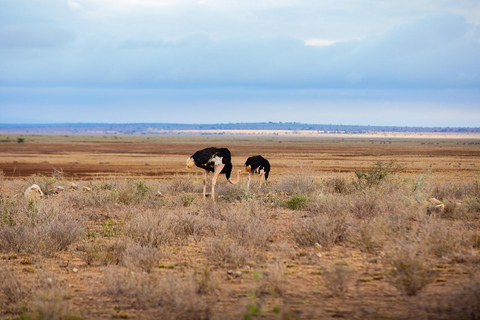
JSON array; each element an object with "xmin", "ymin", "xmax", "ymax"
[
  {"xmin": 186, "ymin": 157, "xmax": 195, "ymax": 169},
  {"xmin": 244, "ymin": 165, "xmax": 252, "ymax": 173}
]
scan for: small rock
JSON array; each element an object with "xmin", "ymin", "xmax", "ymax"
[
  {"xmin": 54, "ymin": 186, "xmax": 65, "ymax": 193},
  {"xmin": 68, "ymin": 182, "xmax": 78, "ymax": 190},
  {"xmin": 82, "ymin": 186, "xmax": 92, "ymax": 192},
  {"xmin": 316, "ymin": 253, "xmax": 322, "ymax": 258},
  {"xmin": 72, "ymin": 268, "xmax": 78, "ymax": 273},
  {"xmin": 24, "ymin": 184, "xmax": 44, "ymax": 200},
  {"xmin": 227, "ymin": 270, "xmax": 243, "ymax": 278}
]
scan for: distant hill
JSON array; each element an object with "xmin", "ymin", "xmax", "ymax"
[{"xmin": 0, "ymin": 122, "xmax": 478, "ymax": 135}]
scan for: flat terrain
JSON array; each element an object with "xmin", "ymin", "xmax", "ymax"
[
  {"xmin": 1, "ymin": 134, "xmax": 480, "ymax": 182},
  {"xmin": 0, "ymin": 134, "xmax": 479, "ymax": 320}
]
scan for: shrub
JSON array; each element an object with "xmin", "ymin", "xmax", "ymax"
[
  {"xmin": 291, "ymin": 214, "xmax": 350, "ymax": 249},
  {"xmin": 104, "ymin": 270, "xmax": 211, "ymax": 319},
  {"xmin": 167, "ymin": 175, "xmax": 200, "ymax": 194},
  {"xmin": 195, "ymin": 266, "xmax": 219, "ymax": 296},
  {"xmin": 28, "ymin": 290, "xmax": 81, "ymax": 320},
  {"xmin": 124, "ymin": 210, "xmax": 187, "ymax": 247},
  {"xmin": 224, "ymin": 203, "xmax": 273, "ymax": 247},
  {"xmin": 123, "ymin": 243, "xmax": 161, "ymax": 273},
  {"xmin": 384, "ymin": 243, "xmax": 434, "ymax": 296},
  {"xmin": 0, "ymin": 200, "xmax": 84, "ymax": 255},
  {"xmin": 433, "ymin": 276, "xmax": 480, "ymax": 320},
  {"xmin": 81, "ymin": 240, "xmax": 127, "ymax": 266},
  {"xmin": 276, "ymin": 171, "xmax": 318, "ymax": 195},
  {"xmin": 322, "ymin": 264, "xmax": 353, "ymax": 297},
  {"xmin": 284, "ymin": 194, "xmax": 310, "ymax": 210},
  {"xmin": 112, "ymin": 179, "xmax": 157, "ymax": 205},
  {"xmin": 354, "ymin": 160, "xmax": 402, "ymax": 190},
  {"xmin": 353, "ymin": 218, "xmax": 386, "ymax": 253},
  {"xmin": 0, "ymin": 267, "xmax": 32, "ymax": 305},
  {"xmin": 204, "ymin": 239, "xmax": 252, "ymax": 267},
  {"xmin": 322, "ymin": 176, "xmax": 354, "ymax": 194},
  {"xmin": 252, "ymin": 261, "xmax": 287, "ymax": 297}
]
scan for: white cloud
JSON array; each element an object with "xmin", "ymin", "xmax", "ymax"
[
  {"xmin": 304, "ymin": 38, "xmax": 339, "ymax": 47},
  {"xmin": 68, "ymin": 1, "xmax": 82, "ymax": 11}
]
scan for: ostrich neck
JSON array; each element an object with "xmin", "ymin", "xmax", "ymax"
[{"xmin": 228, "ymin": 170, "xmax": 241, "ymax": 185}]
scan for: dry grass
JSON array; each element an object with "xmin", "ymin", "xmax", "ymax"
[
  {"xmin": 384, "ymin": 241, "xmax": 435, "ymax": 296},
  {"xmin": 291, "ymin": 213, "xmax": 350, "ymax": 249},
  {"xmin": 104, "ymin": 269, "xmax": 212, "ymax": 319},
  {"xmin": 1, "ymin": 163, "xmax": 479, "ymax": 318}
]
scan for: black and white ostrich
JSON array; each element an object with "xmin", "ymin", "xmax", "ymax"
[
  {"xmin": 244, "ymin": 155, "xmax": 270, "ymax": 191},
  {"xmin": 186, "ymin": 147, "xmax": 241, "ymax": 201}
]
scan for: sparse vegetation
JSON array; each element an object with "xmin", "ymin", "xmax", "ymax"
[{"xmin": 0, "ymin": 136, "xmax": 479, "ymax": 319}]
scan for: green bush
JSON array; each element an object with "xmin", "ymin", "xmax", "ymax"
[
  {"xmin": 285, "ymin": 194, "xmax": 309, "ymax": 210},
  {"xmin": 354, "ymin": 160, "xmax": 402, "ymax": 190}
]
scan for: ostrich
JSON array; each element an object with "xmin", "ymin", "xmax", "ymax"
[
  {"xmin": 186, "ymin": 147, "xmax": 241, "ymax": 201},
  {"xmin": 244, "ymin": 155, "xmax": 270, "ymax": 191}
]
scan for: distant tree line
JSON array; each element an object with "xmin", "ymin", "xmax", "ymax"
[{"xmin": 0, "ymin": 122, "xmax": 478, "ymax": 134}]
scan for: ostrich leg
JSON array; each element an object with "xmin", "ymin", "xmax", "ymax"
[
  {"xmin": 247, "ymin": 172, "xmax": 252, "ymax": 191},
  {"xmin": 259, "ymin": 172, "xmax": 265, "ymax": 187},
  {"xmin": 211, "ymin": 164, "xmax": 225, "ymax": 202},
  {"xmin": 203, "ymin": 169, "xmax": 210, "ymax": 200}
]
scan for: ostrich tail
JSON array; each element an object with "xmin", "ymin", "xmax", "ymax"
[{"xmin": 228, "ymin": 169, "xmax": 242, "ymax": 185}]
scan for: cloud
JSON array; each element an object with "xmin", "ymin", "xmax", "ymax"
[
  {"xmin": 304, "ymin": 39, "xmax": 342, "ymax": 47},
  {"xmin": 1, "ymin": 14, "xmax": 478, "ymax": 89}
]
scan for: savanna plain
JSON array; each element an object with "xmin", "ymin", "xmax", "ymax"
[{"xmin": 0, "ymin": 134, "xmax": 479, "ymax": 319}]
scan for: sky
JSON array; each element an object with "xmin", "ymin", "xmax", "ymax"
[{"xmin": 0, "ymin": 0, "xmax": 479, "ymax": 126}]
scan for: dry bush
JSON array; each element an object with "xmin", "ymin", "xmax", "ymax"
[
  {"xmin": 430, "ymin": 182, "xmax": 480, "ymax": 201},
  {"xmin": 109, "ymin": 179, "xmax": 160, "ymax": 206},
  {"xmin": 426, "ymin": 275, "xmax": 480, "ymax": 320},
  {"xmin": 252, "ymin": 261, "xmax": 287, "ymax": 297},
  {"xmin": 291, "ymin": 213, "xmax": 350, "ymax": 249},
  {"xmin": 104, "ymin": 269, "xmax": 211, "ymax": 319},
  {"xmin": 123, "ymin": 243, "xmax": 161, "ymax": 273},
  {"xmin": 194, "ymin": 266, "xmax": 220, "ymax": 295},
  {"xmin": 305, "ymin": 193, "xmax": 349, "ymax": 216},
  {"xmin": 322, "ymin": 263, "xmax": 353, "ymax": 297},
  {"xmin": 81, "ymin": 239, "xmax": 127, "ymax": 266},
  {"xmin": 353, "ymin": 218, "xmax": 389, "ymax": 253},
  {"xmin": 0, "ymin": 199, "xmax": 84, "ymax": 255},
  {"xmin": 419, "ymin": 219, "xmax": 470, "ymax": 258},
  {"xmin": 0, "ymin": 267, "xmax": 32, "ymax": 306},
  {"xmin": 223, "ymin": 202, "xmax": 273, "ymax": 247},
  {"xmin": 322, "ymin": 176, "xmax": 354, "ymax": 195},
  {"xmin": 124, "ymin": 210, "xmax": 188, "ymax": 247},
  {"xmin": 64, "ymin": 188, "xmax": 113, "ymax": 211},
  {"xmin": 464, "ymin": 196, "xmax": 480, "ymax": 214},
  {"xmin": 215, "ymin": 182, "xmax": 245, "ymax": 201},
  {"xmin": 28, "ymin": 290, "xmax": 80, "ymax": 320},
  {"xmin": 204, "ymin": 239, "xmax": 252, "ymax": 267},
  {"xmin": 384, "ymin": 242, "xmax": 434, "ymax": 296},
  {"xmin": 349, "ymin": 191, "xmax": 382, "ymax": 219},
  {"xmin": 175, "ymin": 210, "xmax": 220, "ymax": 243},
  {"xmin": 168, "ymin": 192, "xmax": 197, "ymax": 208},
  {"xmin": 275, "ymin": 170, "xmax": 318, "ymax": 195},
  {"xmin": 167, "ymin": 175, "xmax": 201, "ymax": 194}
]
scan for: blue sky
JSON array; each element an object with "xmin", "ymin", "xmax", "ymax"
[{"xmin": 0, "ymin": 0, "xmax": 479, "ymax": 126}]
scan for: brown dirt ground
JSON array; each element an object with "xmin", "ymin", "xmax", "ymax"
[{"xmin": 1, "ymin": 135, "xmax": 479, "ymax": 182}]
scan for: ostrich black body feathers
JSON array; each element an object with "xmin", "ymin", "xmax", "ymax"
[
  {"xmin": 190, "ymin": 147, "xmax": 233, "ymax": 180},
  {"xmin": 244, "ymin": 155, "xmax": 270, "ymax": 181}
]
